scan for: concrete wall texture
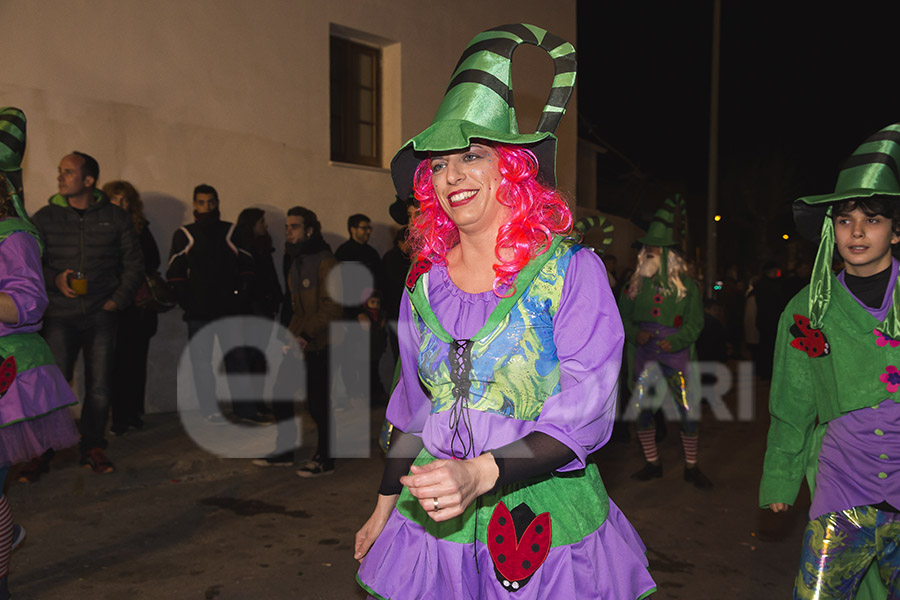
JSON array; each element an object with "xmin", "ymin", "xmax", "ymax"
[{"xmin": 0, "ymin": 1, "xmax": 577, "ymax": 413}]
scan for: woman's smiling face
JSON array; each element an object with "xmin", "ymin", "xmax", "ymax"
[{"xmin": 429, "ymin": 143, "xmax": 507, "ymax": 234}]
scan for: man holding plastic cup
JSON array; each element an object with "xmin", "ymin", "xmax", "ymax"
[{"xmin": 31, "ymin": 152, "xmax": 143, "ymax": 475}]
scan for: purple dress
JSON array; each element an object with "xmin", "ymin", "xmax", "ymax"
[
  {"xmin": 0, "ymin": 229, "xmax": 79, "ymax": 466},
  {"xmin": 357, "ymin": 248, "xmax": 656, "ymax": 599}
]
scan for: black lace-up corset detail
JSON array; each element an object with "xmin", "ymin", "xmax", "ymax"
[{"xmin": 448, "ymin": 338, "xmax": 476, "ymax": 459}]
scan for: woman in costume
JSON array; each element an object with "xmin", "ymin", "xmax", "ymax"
[
  {"xmin": 0, "ymin": 107, "xmax": 79, "ymax": 600},
  {"xmin": 101, "ymin": 180, "xmax": 160, "ymax": 435},
  {"xmin": 617, "ymin": 196, "xmax": 711, "ymax": 489},
  {"xmin": 354, "ymin": 25, "xmax": 656, "ymax": 599}
]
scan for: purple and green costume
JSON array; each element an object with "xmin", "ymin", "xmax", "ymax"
[
  {"xmin": 0, "ymin": 220, "xmax": 79, "ymax": 467},
  {"xmin": 761, "ymin": 266, "xmax": 900, "ymax": 598},
  {"xmin": 357, "ymin": 237, "xmax": 656, "ymax": 599}
]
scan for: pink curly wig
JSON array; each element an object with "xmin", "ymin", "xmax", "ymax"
[{"xmin": 409, "ymin": 142, "xmax": 573, "ymax": 296}]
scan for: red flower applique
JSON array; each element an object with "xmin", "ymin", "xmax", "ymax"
[
  {"xmin": 0, "ymin": 355, "xmax": 17, "ymax": 399},
  {"xmin": 874, "ymin": 329, "xmax": 900, "ymax": 348},
  {"xmin": 650, "ymin": 307, "xmax": 661, "ymax": 318},
  {"xmin": 881, "ymin": 366, "xmax": 900, "ymax": 393},
  {"xmin": 653, "ymin": 294, "xmax": 663, "ymax": 304},
  {"xmin": 405, "ymin": 256, "xmax": 432, "ymax": 292},
  {"xmin": 673, "ymin": 315, "xmax": 683, "ymax": 327},
  {"xmin": 788, "ymin": 314, "xmax": 830, "ymax": 358}
]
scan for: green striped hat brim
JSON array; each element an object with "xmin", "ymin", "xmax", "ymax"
[
  {"xmin": 390, "ymin": 23, "xmax": 575, "ymax": 200},
  {"xmin": 0, "ymin": 108, "xmax": 26, "ymax": 173},
  {"xmin": 0, "ymin": 107, "xmax": 29, "ymax": 223},
  {"xmin": 794, "ymin": 124, "xmax": 900, "ymax": 239},
  {"xmin": 390, "ymin": 121, "xmax": 557, "ymax": 201}
]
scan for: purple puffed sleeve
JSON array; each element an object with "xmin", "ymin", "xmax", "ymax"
[
  {"xmin": 532, "ymin": 250, "xmax": 625, "ymax": 470},
  {"xmin": 0, "ymin": 231, "xmax": 49, "ymax": 333},
  {"xmin": 385, "ymin": 292, "xmax": 430, "ymax": 435}
]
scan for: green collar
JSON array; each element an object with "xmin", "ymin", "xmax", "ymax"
[
  {"xmin": 408, "ymin": 236, "xmax": 566, "ymax": 343},
  {"xmin": 49, "ymin": 188, "xmax": 106, "ymax": 209},
  {"xmin": 0, "ymin": 216, "xmax": 42, "ymax": 253}
]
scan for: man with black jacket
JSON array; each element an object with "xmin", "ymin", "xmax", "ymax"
[
  {"xmin": 32, "ymin": 151, "xmax": 143, "ymax": 474},
  {"xmin": 166, "ymin": 184, "xmax": 260, "ymax": 424},
  {"xmin": 335, "ymin": 213, "xmax": 386, "ymax": 405}
]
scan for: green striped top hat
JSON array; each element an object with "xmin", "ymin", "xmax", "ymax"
[
  {"xmin": 0, "ymin": 107, "xmax": 29, "ymax": 222},
  {"xmin": 574, "ymin": 215, "xmax": 614, "ymax": 256},
  {"xmin": 638, "ymin": 194, "xmax": 688, "ymax": 250},
  {"xmin": 796, "ymin": 123, "xmax": 900, "ymax": 334},
  {"xmin": 390, "ymin": 23, "xmax": 577, "ymax": 200},
  {"xmin": 794, "ymin": 123, "xmax": 900, "ymax": 240}
]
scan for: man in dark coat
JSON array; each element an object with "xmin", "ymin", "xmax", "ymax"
[
  {"xmin": 335, "ymin": 213, "xmax": 386, "ymax": 405},
  {"xmin": 166, "ymin": 184, "xmax": 259, "ymax": 423},
  {"xmin": 32, "ymin": 152, "xmax": 143, "ymax": 473}
]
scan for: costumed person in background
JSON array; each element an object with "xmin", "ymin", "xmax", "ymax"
[
  {"xmin": 760, "ymin": 123, "xmax": 900, "ymax": 599},
  {"xmin": 618, "ymin": 196, "xmax": 711, "ymax": 489},
  {"xmin": 0, "ymin": 107, "xmax": 80, "ymax": 600},
  {"xmin": 101, "ymin": 180, "xmax": 160, "ymax": 435},
  {"xmin": 354, "ymin": 24, "xmax": 656, "ymax": 600}
]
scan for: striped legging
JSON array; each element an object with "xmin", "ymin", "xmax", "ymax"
[{"xmin": 0, "ymin": 465, "xmax": 11, "ymax": 580}]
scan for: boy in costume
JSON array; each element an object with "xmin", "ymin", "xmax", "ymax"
[
  {"xmin": 760, "ymin": 123, "xmax": 900, "ymax": 599},
  {"xmin": 618, "ymin": 196, "xmax": 711, "ymax": 489}
]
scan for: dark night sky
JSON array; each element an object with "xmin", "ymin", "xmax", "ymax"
[{"xmin": 577, "ymin": 2, "xmax": 900, "ymax": 252}]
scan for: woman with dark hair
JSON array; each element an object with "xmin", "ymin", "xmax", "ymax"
[
  {"xmin": 0, "ymin": 107, "xmax": 79, "ymax": 599},
  {"xmin": 230, "ymin": 208, "xmax": 281, "ymax": 423},
  {"xmin": 102, "ymin": 180, "xmax": 160, "ymax": 435},
  {"xmin": 353, "ymin": 26, "xmax": 655, "ymax": 600},
  {"xmin": 233, "ymin": 208, "xmax": 282, "ymax": 320}
]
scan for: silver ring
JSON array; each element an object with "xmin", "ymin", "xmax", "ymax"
[{"xmin": 433, "ymin": 497, "xmax": 439, "ymax": 511}]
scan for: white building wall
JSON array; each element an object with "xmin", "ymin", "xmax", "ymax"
[{"xmin": 0, "ymin": 0, "xmax": 576, "ymax": 413}]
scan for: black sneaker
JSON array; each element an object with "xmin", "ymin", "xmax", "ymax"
[
  {"xmin": 296, "ymin": 461, "xmax": 335, "ymax": 478},
  {"xmin": 684, "ymin": 465, "xmax": 713, "ymax": 489},
  {"xmin": 631, "ymin": 461, "xmax": 663, "ymax": 481},
  {"xmin": 252, "ymin": 452, "xmax": 294, "ymax": 467}
]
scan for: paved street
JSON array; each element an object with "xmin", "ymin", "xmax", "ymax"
[{"xmin": 4, "ymin": 370, "xmax": 805, "ymax": 599}]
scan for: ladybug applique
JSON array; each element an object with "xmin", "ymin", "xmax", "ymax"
[
  {"xmin": 487, "ymin": 501, "xmax": 551, "ymax": 592},
  {"xmin": 0, "ymin": 355, "xmax": 17, "ymax": 399},
  {"xmin": 789, "ymin": 314, "xmax": 830, "ymax": 358},
  {"xmin": 405, "ymin": 256, "xmax": 432, "ymax": 292}
]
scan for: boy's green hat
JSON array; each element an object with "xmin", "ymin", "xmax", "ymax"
[
  {"xmin": 390, "ymin": 23, "xmax": 577, "ymax": 200},
  {"xmin": 794, "ymin": 123, "xmax": 900, "ymax": 241},
  {"xmin": 638, "ymin": 194, "xmax": 687, "ymax": 250},
  {"xmin": 0, "ymin": 107, "xmax": 29, "ymax": 222},
  {"xmin": 798, "ymin": 123, "xmax": 900, "ymax": 334}
]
